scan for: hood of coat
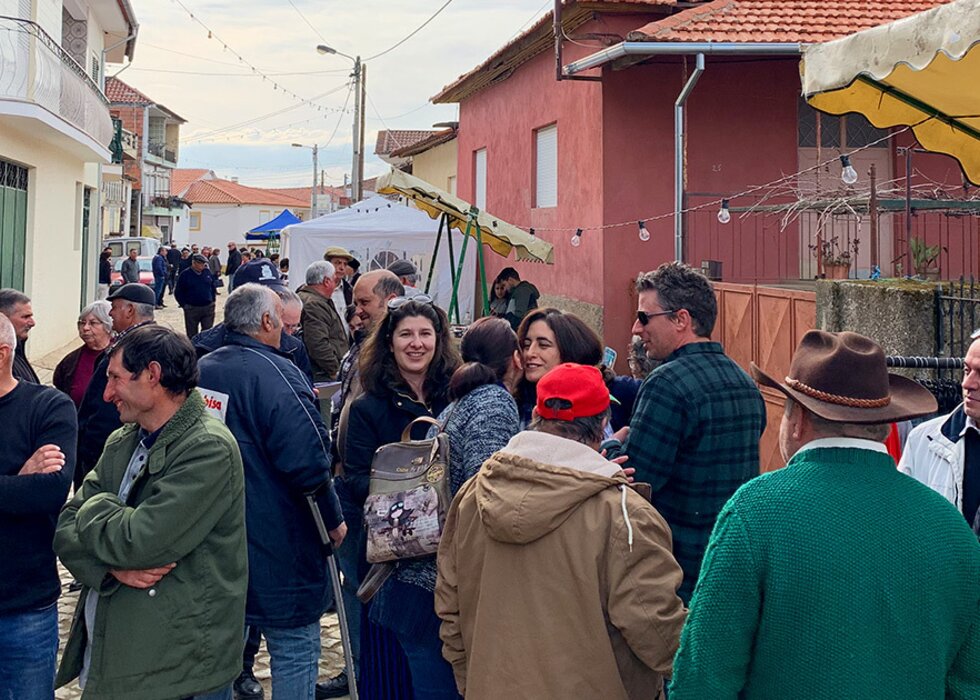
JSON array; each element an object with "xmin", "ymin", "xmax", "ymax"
[{"xmin": 475, "ymin": 431, "xmax": 628, "ymax": 545}]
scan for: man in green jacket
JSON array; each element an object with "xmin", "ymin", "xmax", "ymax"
[
  {"xmin": 297, "ymin": 260, "xmax": 349, "ymax": 382},
  {"xmin": 55, "ymin": 326, "xmax": 248, "ymax": 700},
  {"xmin": 670, "ymin": 330, "xmax": 980, "ymax": 699}
]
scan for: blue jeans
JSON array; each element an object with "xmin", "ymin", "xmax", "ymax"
[
  {"xmin": 154, "ymin": 276, "xmax": 166, "ymax": 305},
  {"xmin": 0, "ymin": 602, "xmax": 58, "ymax": 700},
  {"xmin": 263, "ymin": 621, "xmax": 320, "ymax": 700},
  {"xmin": 394, "ymin": 623, "xmax": 460, "ymax": 700}
]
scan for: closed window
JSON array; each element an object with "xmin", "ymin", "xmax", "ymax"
[
  {"xmin": 474, "ymin": 148, "xmax": 487, "ymax": 210},
  {"xmin": 189, "ymin": 211, "xmax": 201, "ymax": 231},
  {"xmin": 534, "ymin": 124, "xmax": 557, "ymax": 208},
  {"xmin": 447, "ymin": 175, "xmax": 456, "ymax": 196}
]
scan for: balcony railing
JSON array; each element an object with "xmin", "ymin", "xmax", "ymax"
[
  {"xmin": 0, "ymin": 15, "xmax": 112, "ymax": 150},
  {"xmin": 103, "ymin": 180, "xmax": 126, "ymax": 205},
  {"xmin": 147, "ymin": 141, "xmax": 177, "ymax": 164}
]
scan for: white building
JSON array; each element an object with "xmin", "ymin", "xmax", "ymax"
[{"xmin": 0, "ymin": 0, "xmax": 137, "ymax": 358}]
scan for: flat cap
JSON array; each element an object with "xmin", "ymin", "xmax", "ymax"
[{"xmin": 107, "ymin": 283, "xmax": 156, "ymax": 306}]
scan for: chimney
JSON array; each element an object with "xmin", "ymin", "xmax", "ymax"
[{"xmin": 230, "ymin": 176, "xmax": 239, "ymax": 183}]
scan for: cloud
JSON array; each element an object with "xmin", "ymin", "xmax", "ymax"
[{"xmin": 120, "ymin": 0, "xmax": 550, "ymax": 188}]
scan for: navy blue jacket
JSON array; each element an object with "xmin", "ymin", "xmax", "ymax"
[
  {"xmin": 192, "ymin": 323, "xmax": 313, "ymax": 384},
  {"xmin": 152, "ymin": 253, "xmax": 168, "ymax": 280},
  {"xmin": 197, "ymin": 331, "xmax": 343, "ymax": 628},
  {"xmin": 174, "ymin": 267, "xmax": 216, "ymax": 307}
]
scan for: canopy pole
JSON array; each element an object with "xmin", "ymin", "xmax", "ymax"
[
  {"xmin": 449, "ymin": 207, "xmax": 478, "ymax": 324},
  {"xmin": 474, "ymin": 216, "xmax": 490, "ymax": 317},
  {"xmin": 424, "ymin": 213, "xmax": 446, "ymax": 294}
]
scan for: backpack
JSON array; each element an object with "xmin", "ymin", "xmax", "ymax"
[{"xmin": 363, "ymin": 416, "xmax": 452, "ymax": 564}]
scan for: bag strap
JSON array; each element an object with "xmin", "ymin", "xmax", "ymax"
[{"xmin": 400, "ymin": 416, "xmax": 442, "ymax": 442}]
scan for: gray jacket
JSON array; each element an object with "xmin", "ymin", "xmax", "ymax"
[{"xmin": 121, "ymin": 257, "xmax": 140, "ymax": 283}]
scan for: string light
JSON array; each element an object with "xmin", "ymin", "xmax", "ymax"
[
  {"xmin": 840, "ymin": 155, "xmax": 858, "ymax": 185},
  {"xmin": 570, "ymin": 228, "xmax": 583, "ymax": 248},
  {"xmin": 529, "ymin": 227, "xmax": 535, "ymax": 236},
  {"xmin": 717, "ymin": 199, "xmax": 731, "ymax": 225},
  {"xmin": 637, "ymin": 220, "xmax": 650, "ymax": 241}
]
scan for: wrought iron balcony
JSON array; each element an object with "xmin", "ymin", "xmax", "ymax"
[{"xmin": 0, "ymin": 15, "xmax": 112, "ymax": 151}]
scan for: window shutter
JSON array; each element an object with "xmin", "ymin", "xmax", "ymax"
[
  {"xmin": 474, "ymin": 149, "xmax": 487, "ymax": 210},
  {"xmin": 535, "ymin": 125, "xmax": 557, "ymax": 208}
]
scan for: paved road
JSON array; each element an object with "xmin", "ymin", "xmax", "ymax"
[{"xmin": 38, "ymin": 289, "xmax": 351, "ymax": 698}]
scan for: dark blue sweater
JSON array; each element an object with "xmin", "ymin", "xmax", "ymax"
[{"xmin": 174, "ymin": 267, "xmax": 216, "ymax": 307}]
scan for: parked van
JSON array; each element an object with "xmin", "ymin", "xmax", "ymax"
[{"xmin": 102, "ymin": 237, "xmax": 162, "ymax": 258}]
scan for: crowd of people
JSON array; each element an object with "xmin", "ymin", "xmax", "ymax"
[{"xmin": 0, "ymin": 251, "xmax": 977, "ymax": 700}]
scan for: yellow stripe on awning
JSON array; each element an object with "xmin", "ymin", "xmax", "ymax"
[{"xmin": 802, "ymin": 0, "xmax": 980, "ymax": 184}]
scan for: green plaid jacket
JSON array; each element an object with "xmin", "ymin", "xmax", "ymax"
[{"xmin": 607, "ymin": 342, "xmax": 766, "ymax": 603}]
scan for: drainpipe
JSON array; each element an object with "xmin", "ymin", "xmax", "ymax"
[
  {"xmin": 101, "ymin": 26, "xmax": 139, "ymax": 90},
  {"xmin": 675, "ymin": 53, "xmax": 704, "ymax": 262}
]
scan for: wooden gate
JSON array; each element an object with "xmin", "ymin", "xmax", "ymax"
[{"xmin": 711, "ymin": 283, "xmax": 817, "ymax": 472}]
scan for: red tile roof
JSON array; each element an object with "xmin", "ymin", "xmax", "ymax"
[
  {"xmin": 375, "ymin": 130, "xmax": 442, "ymax": 156},
  {"xmin": 105, "ymin": 77, "xmax": 155, "ymax": 105},
  {"xmin": 390, "ymin": 127, "xmax": 457, "ymax": 158},
  {"xmin": 171, "ymin": 169, "xmax": 212, "ymax": 197},
  {"xmin": 183, "ymin": 179, "xmax": 311, "ymax": 208},
  {"xmin": 627, "ymin": 0, "xmax": 951, "ymax": 43},
  {"xmin": 266, "ymin": 185, "xmax": 346, "ymax": 205},
  {"xmin": 433, "ymin": 1, "xmax": 677, "ymax": 103}
]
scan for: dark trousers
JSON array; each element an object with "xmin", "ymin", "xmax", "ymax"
[
  {"xmin": 243, "ymin": 625, "xmax": 262, "ymax": 670},
  {"xmin": 154, "ymin": 277, "xmax": 166, "ymax": 306},
  {"xmin": 167, "ymin": 267, "xmax": 177, "ymax": 293},
  {"xmin": 183, "ymin": 303, "xmax": 215, "ymax": 338}
]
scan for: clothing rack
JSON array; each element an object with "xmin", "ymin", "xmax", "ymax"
[{"xmin": 886, "ymin": 355, "xmax": 963, "ymax": 415}]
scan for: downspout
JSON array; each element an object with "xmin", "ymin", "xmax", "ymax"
[{"xmin": 674, "ymin": 53, "xmax": 704, "ymax": 262}]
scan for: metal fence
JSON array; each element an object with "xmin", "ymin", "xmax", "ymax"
[{"xmin": 936, "ymin": 277, "xmax": 980, "ymax": 360}]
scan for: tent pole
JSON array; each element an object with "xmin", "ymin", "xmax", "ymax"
[
  {"xmin": 449, "ymin": 208, "xmax": 477, "ymax": 324},
  {"xmin": 474, "ymin": 217, "xmax": 489, "ymax": 316},
  {"xmin": 425, "ymin": 213, "xmax": 445, "ymax": 294}
]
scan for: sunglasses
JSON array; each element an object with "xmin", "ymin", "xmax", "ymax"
[
  {"xmin": 636, "ymin": 309, "xmax": 676, "ymax": 326},
  {"xmin": 387, "ymin": 294, "xmax": 434, "ymax": 310}
]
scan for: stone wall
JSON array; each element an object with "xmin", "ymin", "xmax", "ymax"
[
  {"xmin": 816, "ymin": 279, "xmax": 936, "ymax": 357},
  {"xmin": 538, "ymin": 294, "xmax": 604, "ymax": 338}
]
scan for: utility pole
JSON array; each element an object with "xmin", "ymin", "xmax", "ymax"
[
  {"xmin": 358, "ymin": 63, "xmax": 367, "ymax": 200},
  {"xmin": 311, "ymin": 143, "xmax": 319, "ymax": 219},
  {"xmin": 351, "ymin": 56, "xmax": 363, "ymax": 203},
  {"xmin": 868, "ymin": 162, "xmax": 878, "ymax": 269}
]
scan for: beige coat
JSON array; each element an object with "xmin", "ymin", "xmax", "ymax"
[{"xmin": 435, "ymin": 431, "xmax": 687, "ymax": 699}]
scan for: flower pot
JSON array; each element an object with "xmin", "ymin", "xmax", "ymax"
[{"xmin": 824, "ymin": 264, "xmax": 849, "ymax": 280}]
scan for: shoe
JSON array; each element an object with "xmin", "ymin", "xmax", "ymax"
[
  {"xmin": 315, "ymin": 671, "xmax": 348, "ymax": 699},
  {"xmin": 233, "ymin": 669, "xmax": 263, "ymax": 700}
]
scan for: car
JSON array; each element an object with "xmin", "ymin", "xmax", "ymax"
[
  {"xmin": 102, "ymin": 237, "xmax": 162, "ymax": 259},
  {"xmin": 111, "ymin": 257, "xmax": 155, "ymax": 287}
]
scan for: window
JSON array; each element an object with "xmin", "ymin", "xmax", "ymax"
[
  {"xmin": 798, "ymin": 100, "xmax": 887, "ymax": 149},
  {"xmin": 447, "ymin": 175, "xmax": 457, "ymax": 196},
  {"xmin": 474, "ymin": 149, "xmax": 487, "ymax": 210},
  {"xmin": 534, "ymin": 124, "xmax": 558, "ymax": 208},
  {"xmin": 190, "ymin": 211, "xmax": 201, "ymax": 231}
]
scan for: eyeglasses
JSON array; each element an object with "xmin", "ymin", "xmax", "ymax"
[
  {"xmin": 636, "ymin": 309, "xmax": 676, "ymax": 326},
  {"xmin": 387, "ymin": 294, "xmax": 434, "ymax": 310}
]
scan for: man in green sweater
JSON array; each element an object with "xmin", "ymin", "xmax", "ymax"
[{"xmin": 670, "ymin": 330, "xmax": 980, "ymax": 699}]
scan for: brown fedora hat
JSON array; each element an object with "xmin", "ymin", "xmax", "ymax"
[{"xmin": 751, "ymin": 330, "xmax": 937, "ymax": 424}]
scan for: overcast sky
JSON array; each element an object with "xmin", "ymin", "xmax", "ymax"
[{"xmin": 119, "ymin": 0, "xmax": 552, "ymax": 189}]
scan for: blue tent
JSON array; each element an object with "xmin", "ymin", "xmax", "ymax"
[{"xmin": 246, "ymin": 209, "xmax": 302, "ymax": 240}]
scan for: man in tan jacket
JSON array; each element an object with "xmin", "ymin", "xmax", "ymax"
[
  {"xmin": 435, "ymin": 363, "xmax": 687, "ymax": 699},
  {"xmin": 297, "ymin": 260, "xmax": 349, "ymax": 382}
]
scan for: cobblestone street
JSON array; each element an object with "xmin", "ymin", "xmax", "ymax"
[{"xmin": 36, "ymin": 291, "xmax": 351, "ymax": 699}]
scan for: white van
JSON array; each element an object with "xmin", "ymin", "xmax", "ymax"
[{"xmin": 102, "ymin": 237, "xmax": 163, "ymax": 258}]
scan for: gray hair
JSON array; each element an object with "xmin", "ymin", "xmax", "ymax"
[
  {"xmin": 80, "ymin": 300, "xmax": 112, "ymax": 334},
  {"xmin": 529, "ymin": 404, "xmax": 611, "ymax": 445},
  {"xmin": 373, "ymin": 274, "xmax": 404, "ymax": 300},
  {"xmin": 130, "ymin": 302, "xmax": 156, "ymax": 321},
  {"xmin": 306, "ymin": 260, "xmax": 336, "ymax": 286},
  {"xmin": 275, "ymin": 287, "xmax": 302, "ymax": 308},
  {"xmin": 401, "ymin": 271, "xmax": 419, "ymax": 286},
  {"xmin": 0, "ymin": 288, "xmax": 30, "ymax": 316},
  {"xmin": 0, "ymin": 313, "xmax": 14, "ymax": 350},
  {"xmin": 224, "ymin": 283, "xmax": 280, "ymax": 335}
]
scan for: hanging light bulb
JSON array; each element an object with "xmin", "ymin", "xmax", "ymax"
[
  {"xmin": 529, "ymin": 227, "xmax": 536, "ymax": 237},
  {"xmin": 840, "ymin": 155, "xmax": 858, "ymax": 185},
  {"xmin": 638, "ymin": 220, "xmax": 650, "ymax": 241},
  {"xmin": 570, "ymin": 228, "xmax": 583, "ymax": 248},
  {"xmin": 717, "ymin": 199, "xmax": 731, "ymax": 224}
]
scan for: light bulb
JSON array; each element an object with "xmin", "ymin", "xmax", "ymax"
[
  {"xmin": 638, "ymin": 221, "xmax": 650, "ymax": 241},
  {"xmin": 840, "ymin": 155, "xmax": 858, "ymax": 185},
  {"xmin": 717, "ymin": 199, "xmax": 731, "ymax": 225},
  {"xmin": 570, "ymin": 229, "xmax": 582, "ymax": 247}
]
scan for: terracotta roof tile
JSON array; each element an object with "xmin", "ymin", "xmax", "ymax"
[
  {"xmin": 183, "ymin": 179, "xmax": 311, "ymax": 208},
  {"xmin": 105, "ymin": 77, "xmax": 155, "ymax": 105},
  {"xmin": 390, "ymin": 127, "xmax": 457, "ymax": 158},
  {"xmin": 170, "ymin": 169, "xmax": 212, "ymax": 197},
  {"xmin": 627, "ymin": 0, "xmax": 951, "ymax": 44},
  {"xmin": 266, "ymin": 185, "xmax": 346, "ymax": 205},
  {"xmin": 374, "ymin": 130, "xmax": 442, "ymax": 156}
]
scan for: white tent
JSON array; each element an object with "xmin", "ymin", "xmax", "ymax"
[{"xmin": 280, "ymin": 196, "xmax": 476, "ymax": 319}]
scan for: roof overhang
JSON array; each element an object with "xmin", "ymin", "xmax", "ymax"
[
  {"xmin": 803, "ymin": 0, "xmax": 980, "ymax": 184},
  {"xmin": 563, "ymin": 40, "xmax": 801, "ymax": 75},
  {"xmin": 91, "ymin": 0, "xmax": 139, "ymax": 63}
]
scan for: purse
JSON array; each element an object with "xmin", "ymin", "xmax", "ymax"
[{"xmin": 362, "ymin": 415, "xmax": 452, "ymax": 565}]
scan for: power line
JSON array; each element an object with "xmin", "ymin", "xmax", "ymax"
[
  {"xmin": 129, "ymin": 66, "xmax": 350, "ymax": 77},
  {"xmin": 366, "ymin": 101, "xmax": 431, "ymax": 122},
  {"xmin": 285, "ymin": 0, "xmax": 327, "ymax": 43},
  {"xmin": 365, "ymin": 0, "xmax": 455, "ymax": 61}
]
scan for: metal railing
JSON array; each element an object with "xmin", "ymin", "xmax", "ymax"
[
  {"xmin": 0, "ymin": 15, "xmax": 112, "ymax": 150},
  {"xmin": 147, "ymin": 141, "xmax": 177, "ymax": 164},
  {"xmin": 936, "ymin": 277, "xmax": 980, "ymax": 361},
  {"xmin": 102, "ymin": 180, "xmax": 126, "ymax": 205}
]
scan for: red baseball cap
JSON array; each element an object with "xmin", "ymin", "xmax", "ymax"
[{"xmin": 536, "ymin": 363, "xmax": 610, "ymax": 420}]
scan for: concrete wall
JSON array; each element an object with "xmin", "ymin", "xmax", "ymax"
[
  {"xmin": 189, "ymin": 204, "xmax": 279, "ymax": 252},
  {"xmin": 413, "ymin": 139, "xmax": 457, "ymax": 194},
  {"xmin": 816, "ymin": 279, "xmax": 937, "ymax": 359}
]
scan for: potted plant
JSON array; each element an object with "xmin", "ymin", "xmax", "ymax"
[
  {"xmin": 909, "ymin": 237, "xmax": 942, "ymax": 281},
  {"xmin": 810, "ymin": 236, "xmax": 858, "ymax": 280}
]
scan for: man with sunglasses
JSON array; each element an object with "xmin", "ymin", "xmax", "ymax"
[{"xmin": 603, "ymin": 262, "xmax": 765, "ymax": 603}]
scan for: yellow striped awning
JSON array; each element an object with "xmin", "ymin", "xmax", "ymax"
[{"xmin": 802, "ymin": 0, "xmax": 980, "ymax": 184}]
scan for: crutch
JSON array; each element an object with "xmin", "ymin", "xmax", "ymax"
[{"xmin": 306, "ymin": 494, "xmax": 359, "ymax": 700}]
